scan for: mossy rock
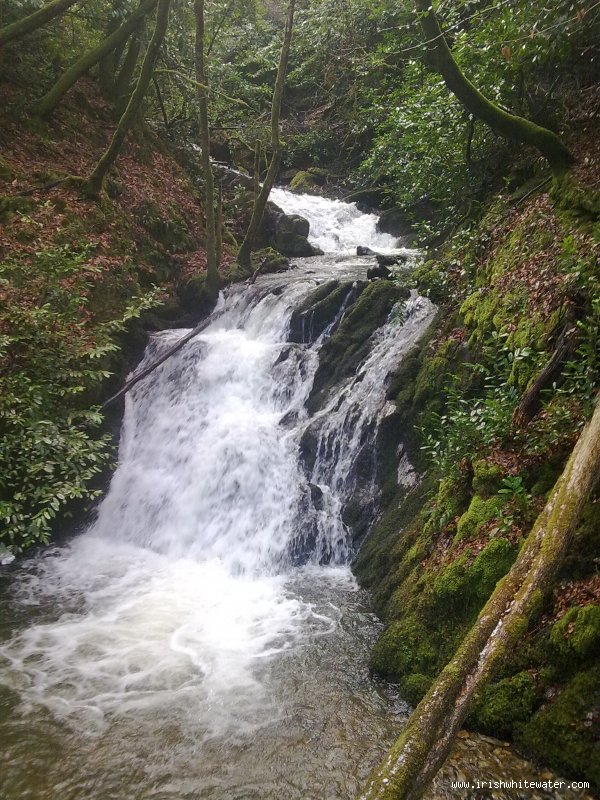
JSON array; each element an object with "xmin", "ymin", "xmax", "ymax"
[
  {"xmin": 455, "ymin": 494, "xmax": 504, "ymax": 541},
  {"xmin": 369, "ymin": 613, "xmax": 440, "ymax": 685},
  {"xmin": 177, "ymin": 274, "xmax": 217, "ymax": 318},
  {"xmin": 549, "ymin": 605, "xmax": 600, "ymax": 662},
  {"xmin": 290, "ymin": 170, "xmax": 321, "ymax": 194},
  {"xmin": 424, "ymin": 472, "xmax": 471, "ymax": 533},
  {"xmin": 470, "ymin": 671, "xmax": 542, "ymax": 739},
  {"xmin": 471, "ymin": 459, "xmax": 504, "ymax": 498},
  {"xmin": 432, "ymin": 537, "xmax": 516, "ymax": 617},
  {"xmin": 353, "ymin": 477, "xmax": 435, "ymax": 609},
  {"xmin": 289, "ymin": 280, "xmax": 365, "ymax": 344},
  {"xmin": 306, "ymin": 280, "xmax": 408, "ymax": 413},
  {"xmin": 516, "ymin": 667, "xmax": 600, "ymax": 793}
]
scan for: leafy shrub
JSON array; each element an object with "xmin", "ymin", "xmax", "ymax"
[{"xmin": 0, "ymin": 245, "xmax": 158, "ymax": 552}]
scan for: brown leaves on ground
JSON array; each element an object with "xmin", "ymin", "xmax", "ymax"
[{"xmin": 0, "ymin": 77, "xmax": 233, "ymax": 294}]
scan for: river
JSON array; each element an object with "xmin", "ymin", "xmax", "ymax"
[{"xmin": 0, "ymin": 190, "xmax": 587, "ymax": 800}]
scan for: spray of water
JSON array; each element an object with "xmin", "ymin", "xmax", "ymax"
[{"xmin": 0, "ymin": 190, "xmax": 431, "ymax": 763}]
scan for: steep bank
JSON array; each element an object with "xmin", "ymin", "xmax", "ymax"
[
  {"xmin": 353, "ymin": 157, "xmax": 600, "ymax": 790},
  {"xmin": 0, "ymin": 74, "xmax": 238, "ymax": 553}
]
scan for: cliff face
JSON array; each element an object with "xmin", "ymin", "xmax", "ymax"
[{"xmin": 353, "ymin": 153, "xmax": 600, "ymax": 791}]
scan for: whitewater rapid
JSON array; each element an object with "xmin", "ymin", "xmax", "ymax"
[{"xmin": 0, "ymin": 189, "xmax": 432, "ymax": 799}]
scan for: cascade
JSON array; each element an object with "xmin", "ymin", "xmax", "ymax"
[{"xmin": 0, "ymin": 190, "xmax": 433, "ymax": 799}]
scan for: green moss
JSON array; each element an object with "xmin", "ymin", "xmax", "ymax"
[
  {"xmin": 471, "ymin": 459, "xmax": 503, "ymax": 497},
  {"xmin": 516, "ymin": 667, "xmax": 600, "ymax": 792},
  {"xmin": 550, "ymin": 605, "xmax": 600, "ymax": 662},
  {"xmin": 135, "ymin": 199, "xmax": 194, "ymax": 253},
  {"xmin": 432, "ymin": 538, "xmax": 516, "ymax": 615},
  {"xmin": 306, "ymin": 280, "xmax": 407, "ymax": 413},
  {"xmin": 0, "ymin": 195, "xmax": 35, "ymax": 222},
  {"xmin": 455, "ymin": 494, "xmax": 504, "ymax": 540},
  {"xmin": 370, "ymin": 614, "xmax": 439, "ymax": 683},
  {"xmin": 290, "ymin": 170, "xmax": 321, "ymax": 193},
  {"xmin": 471, "ymin": 671, "xmax": 542, "ymax": 739},
  {"xmin": 403, "ymin": 673, "xmax": 434, "ymax": 705}
]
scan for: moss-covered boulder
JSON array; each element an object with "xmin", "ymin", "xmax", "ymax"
[
  {"xmin": 290, "ymin": 169, "xmax": 322, "ymax": 194},
  {"xmin": 455, "ymin": 494, "xmax": 505, "ymax": 540},
  {"xmin": 471, "ymin": 671, "xmax": 542, "ymax": 739},
  {"xmin": 516, "ymin": 667, "xmax": 600, "ymax": 793},
  {"xmin": 549, "ymin": 605, "xmax": 600, "ymax": 662},
  {"xmin": 306, "ymin": 280, "xmax": 409, "ymax": 413},
  {"xmin": 289, "ymin": 280, "xmax": 366, "ymax": 344}
]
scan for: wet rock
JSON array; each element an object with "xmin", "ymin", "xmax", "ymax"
[
  {"xmin": 376, "ymin": 207, "xmax": 413, "ymax": 238},
  {"xmin": 289, "ymin": 280, "xmax": 366, "ymax": 344},
  {"xmin": 367, "ymin": 264, "xmax": 392, "ymax": 281},
  {"xmin": 357, "ymin": 246, "xmax": 377, "ymax": 256},
  {"xmin": 271, "ymin": 210, "xmax": 319, "ymax": 257},
  {"xmin": 377, "ymin": 253, "xmax": 407, "ymax": 267},
  {"xmin": 309, "ymin": 483, "xmax": 324, "ymax": 511}
]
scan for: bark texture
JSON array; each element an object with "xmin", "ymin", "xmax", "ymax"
[
  {"xmin": 0, "ymin": 0, "xmax": 80, "ymax": 47},
  {"xmin": 84, "ymin": 0, "xmax": 170, "ymax": 196},
  {"xmin": 414, "ymin": 0, "xmax": 575, "ymax": 177},
  {"xmin": 237, "ymin": 0, "xmax": 295, "ymax": 270},
  {"xmin": 33, "ymin": 0, "xmax": 158, "ymax": 117},
  {"xmin": 360, "ymin": 393, "xmax": 600, "ymax": 800},
  {"xmin": 114, "ymin": 28, "xmax": 144, "ymax": 118},
  {"xmin": 195, "ymin": 0, "xmax": 219, "ymax": 295}
]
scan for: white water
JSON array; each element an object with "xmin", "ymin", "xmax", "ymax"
[
  {"xmin": 270, "ymin": 187, "xmax": 404, "ymax": 254},
  {"xmin": 0, "ymin": 190, "xmax": 433, "ymax": 797}
]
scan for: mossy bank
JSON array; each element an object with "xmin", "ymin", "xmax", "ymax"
[{"xmin": 353, "ymin": 185, "xmax": 600, "ymax": 791}]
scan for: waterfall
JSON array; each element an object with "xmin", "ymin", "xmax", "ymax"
[
  {"xmin": 270, "ymin": 187, "xmax": 404, "ymax": 254},
  {"xmin": 0, "ymin": 191, "xmax": 434, "ymax": 796}
]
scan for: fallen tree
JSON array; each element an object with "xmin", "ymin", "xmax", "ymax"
[
  {"xmin": 101, "ymin": 316, "xmax": 213, "ymax": 409},
  {"xmin": 360, "ymin": 392, "xmax": 600, "ymax": 800}
]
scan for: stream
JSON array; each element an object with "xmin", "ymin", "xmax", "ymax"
[{"xmin": 0, "ymin": 190, "xmax": 589, "ymax": 800}]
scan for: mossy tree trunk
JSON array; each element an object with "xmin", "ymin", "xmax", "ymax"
[
  {"xmin": 33, "ymin": 0, "xmax": 158, "ymax": 117},
  {"xmin": 83, "ymin": 0, "xmax": 171, "ymax": 197},
  {"xmin": 237, "ymin": 0, "xmax": 295, "ymax": 271},
  {"xmin": 98, "ymin": 5, "xmax": 125, "ymax": 97},
  {"xmin": 0, "ymin": 0, "xmax": 80, "ymax": 47},
  {"xmin": 194, "ymin": 0, "xmax": 219, "ymax": 297},
  {"xmin": 113, "ymin": 26, "xmax": 144, "ymax": 118},
  {"xmin": 360, "ymin": 394, "xmax": 600, "ymax": 800},
  {"xmin": 414, "ymin": 0, "xmax": 575, "ymax": 178}
]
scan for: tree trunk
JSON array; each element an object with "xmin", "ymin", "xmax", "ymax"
[
  {"xmin": 33, "ymin": 0, "xmax": 158, "ymax": 117},
  {"xmin": 414, "ymin": 0, "xmax": 575, "ymax": 178},
  {"xmin": 512, "ymin": 315, "xmax": 579, "ymax": 428},
  {"xmin": 0, "ymin": 0, "xmax": 80, "ymax": 47},
  {"xmin": 195, "ymin": 0, "xmax": 219, "ymax": 297},
  {"xmin": 216, "ymin": 182, "xmax": 224, "ymax": 270},
  {"xmin": 99, "ymin": 12, "xmax": 122, "ymax": 97},
  {"xmin": 236, "ymin": 0, "xmax": 295, "ymax": 271},
  {"xmin": 84, "ymin": 0, "xmax": 171, "ymax": 197},
  {"xmin": 101, "ymin": 317, "xmax": 213, "ymax": 410},
  {"xmin": 360, "ymin": 393, "xmax": 600, "ymax": 800},
  {"xmin": 113, "ymin": 28, "xmax": 144, "ymax": 118}
]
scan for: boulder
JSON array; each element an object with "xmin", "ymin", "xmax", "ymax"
[
  {"xmin": 367, "ymin": 264, "xmax": 393, "ymax": 281},
  {"xmin": 357, "ymin": 246, "xmax": 377, "ymax": 256},
  {"xmin": 289, "ymin": 280, "xmax": 366, "ymax": 344},
  {"xmin": 272, "ymin": 210, "xmax": 319, "ymax": 257},
  {"xmin": 376, "ymin": 207, "xmax": 413, "ymax": 238}
]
